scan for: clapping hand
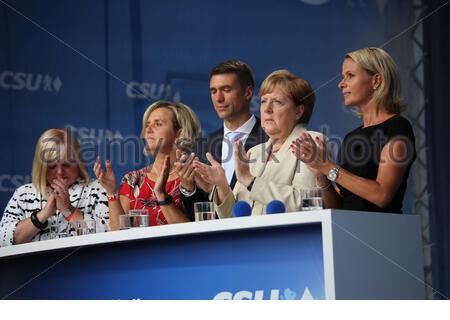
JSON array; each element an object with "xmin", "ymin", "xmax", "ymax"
[
  {"xmin": 193, "ymin": 153, "xmax": 228, "ymax": 189},
  {"xmin": 233, "ymin": 139, "xmax": 254, "ymax": 187},
  {"xmin": 93, "ymin": 156, "xmax": 117, "ymax": 195},
  {"xmin": 194, "ymin": 173, "xmax": 213, "ymax": 193},
  {"xmin": 174, "ymin": 149, "xmax": 214, "ymax": 193},
  {"xmin": 290, "ymin": 132, "xmax": 328, "ymax": 176},
  {"xmin": 154, "ymin": 155, "xmax": 171, "ymax": 200},
  {"xmin": 173, "ymin": 150, "xmax": 196, "ymax": 192}
]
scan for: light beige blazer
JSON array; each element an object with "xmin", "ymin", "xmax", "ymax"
[{"xmin": 214, "ymin": 124, "xmax": 324, "ymax": 218}]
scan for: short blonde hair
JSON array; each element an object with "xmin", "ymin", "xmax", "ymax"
[
  {"xmin": 346, "ymin": 47, "xmax": 404, "ymax": 114},
  {"xmin": 141, "ymin": 100, "xmax": 201, "ymax": 154},
  {"xmin": 259, "ymin": 70, "xmax": 315, "ymax": 124},
  {"xmin": 32, "ymin": 128, "xmax": 90, "ymax": 198}
]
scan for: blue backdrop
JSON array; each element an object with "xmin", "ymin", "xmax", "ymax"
[{"xmin": 0, "ymin": 0, "xmax": 415, "ymax": 214}]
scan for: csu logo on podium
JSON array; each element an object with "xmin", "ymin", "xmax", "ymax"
[
  {"xmin": 213, "ymin": 287, "xmax": 314, "ymax": 300},
  {"xmin": 0, "ymin": 71, "xmax": 62, "ymax": 92}
]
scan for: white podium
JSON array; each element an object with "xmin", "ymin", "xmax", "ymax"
[{"xmin": 0, "ymin": 210, "xmax": 425, "ymax": 299}]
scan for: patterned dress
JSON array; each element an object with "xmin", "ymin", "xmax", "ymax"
[
  {"xmin": 118, "ymin": 167, "xmax": 184, "ymax": 226},
  {"xmin": 0, "ymin": 180, "xmax": 109, "ymax": 246}
]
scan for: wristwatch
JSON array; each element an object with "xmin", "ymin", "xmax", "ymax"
[
  {"xmin": 327, "ymin": 166, "xmax": 340, "ymax": 182},
  {"xmin": 157, "ymin": 195, "xmax": 173, "ymax": 206}
]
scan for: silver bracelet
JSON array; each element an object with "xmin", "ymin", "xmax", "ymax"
[
  {"xmin": 317, "ymin": 182, "xmax": 332, "ymax": 190},
  {"xmin": 179, "ymin": 184, "xmax": 197, "ymax": 197},
  {"xmin": 316, "ymin": 176, "xmax": 331, "ymax": 190}
]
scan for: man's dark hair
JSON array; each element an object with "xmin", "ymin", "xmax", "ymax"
[{"xmin": 210, "ymin": 60, "xmax": 255, "ymax": 91}]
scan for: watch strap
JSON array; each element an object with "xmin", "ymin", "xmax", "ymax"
[{"xmin": 157, "ymin": 195, "xmax": 173, "ymax": 206}]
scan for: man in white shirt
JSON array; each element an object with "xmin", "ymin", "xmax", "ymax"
[{"xmin": 179, "ymin": 60, "xmax": 267, "ymax": 218}]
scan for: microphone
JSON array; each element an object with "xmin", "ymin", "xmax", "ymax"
[
  {"xmin": 232, "ymin": 201, "xmax": 252, "ymax": 217},
  {"xmin": 266, "ymin": 200, "xmax": 286, "ymax": 214}
]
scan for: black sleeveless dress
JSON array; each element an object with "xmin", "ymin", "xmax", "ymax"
[{"xmin": 338, "ymin": 115, "xmax": 416, "ymax": 213}]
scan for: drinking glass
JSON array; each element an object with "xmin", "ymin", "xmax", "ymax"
[
  {"xmin": 49, "ymin": 223, "xmax": 70, "ymax": 239},
  {"xmin": 194, "ymin": 202, "xmax": 215, "ymax": 221},
  {"xmin": 74, "ymin": 220, "xmax": 96, "ymax": 235},
  {"xmin": 83, "ymin": 220, "xmax": 96, "ymax": 235},
  {"xmin": 128, "ymin": 209, "xmax": 149, "ymax": 227},
  {"xmin": 119, "ymin": 215, "xmax": 131, "ymax": 230},
  {"xmin": 75, "ymin": 220, "xmax": 84, "ymax": 236},
  {"xmin": 300, "ymin": 188, "xmax": 324, "ymax": 211}
]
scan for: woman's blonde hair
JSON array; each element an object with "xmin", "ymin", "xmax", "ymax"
[
  {"xmin": 259, "ymin": 69, "xmax": 315, "ymax": 124},
  {"xmin": 141, "ymin": 100, "xmax": 201, "ymax": 155},
  {"xmin": 32, "ymin": 128, "xmax": 90, "ymax": 198},
  {"xmin": 346, "ymin": 47, "xmax": 404, "ymax": 114}
]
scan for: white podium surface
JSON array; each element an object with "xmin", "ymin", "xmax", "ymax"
[{"xmin": 0, "ymin": 210, "xmax": 425, "ymax": 299}]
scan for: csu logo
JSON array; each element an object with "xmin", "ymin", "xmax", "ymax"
[
  {"xmin": 0, "ymin": 174, "xmax": 32, "ymax": 192},
  {"xmin": 0, "ymin": 71, "xmax": 62, "ymax": 92},
  {"xmin": 214, "ymin": 287, "xmax": 314, "ymax": 300},
  {"xmin": 126, "ymin": 81, "xmax": 181, "ymax": 101}
]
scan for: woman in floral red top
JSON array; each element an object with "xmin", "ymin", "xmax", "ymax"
[
  {"xmin": 119, "ymin": 167, "xmax": 184, "ymax": 226},
  {"xmin": 94, "ymin": 100, "xmax": 201, "ymax": 230}
]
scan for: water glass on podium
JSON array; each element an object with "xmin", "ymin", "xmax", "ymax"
[
  {"xmin": 84, "ymin": 220, "xmax": 96, "ymax": 234},
  {"xmin": 128, "ymin": 209, "xmax": 150, "ymax": 227},
  {"xmin": 194, "ymin": 202, "xmax": 215, "ymax": 221},
  {"xmin": 119, "ymin": 215, "xmax": 130, "ymax": 230},
  {"xmin": 74, "ymin": 220, "xmax": 96, "ymax": 235},
  {"xmin": 49, "ymin": 223, "xmax": 70, "ymax": 239},
  {"xmin": 300, "ymin": 188, "xmax": 324, "ymax": 211}
]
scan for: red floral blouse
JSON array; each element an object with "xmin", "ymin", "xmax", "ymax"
[{"xmin": 118, "ymin": 167, "xmax": 184, "ymax": 226}]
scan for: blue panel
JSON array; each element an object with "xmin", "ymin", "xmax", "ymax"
[{"xmin": 0, "ymin": 223, "xmax": 324, "ymax": 299}]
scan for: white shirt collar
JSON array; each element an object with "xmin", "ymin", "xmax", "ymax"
[{"xmin": 223, "ymin": 115, "xmax": 256, "ymax": 136}]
